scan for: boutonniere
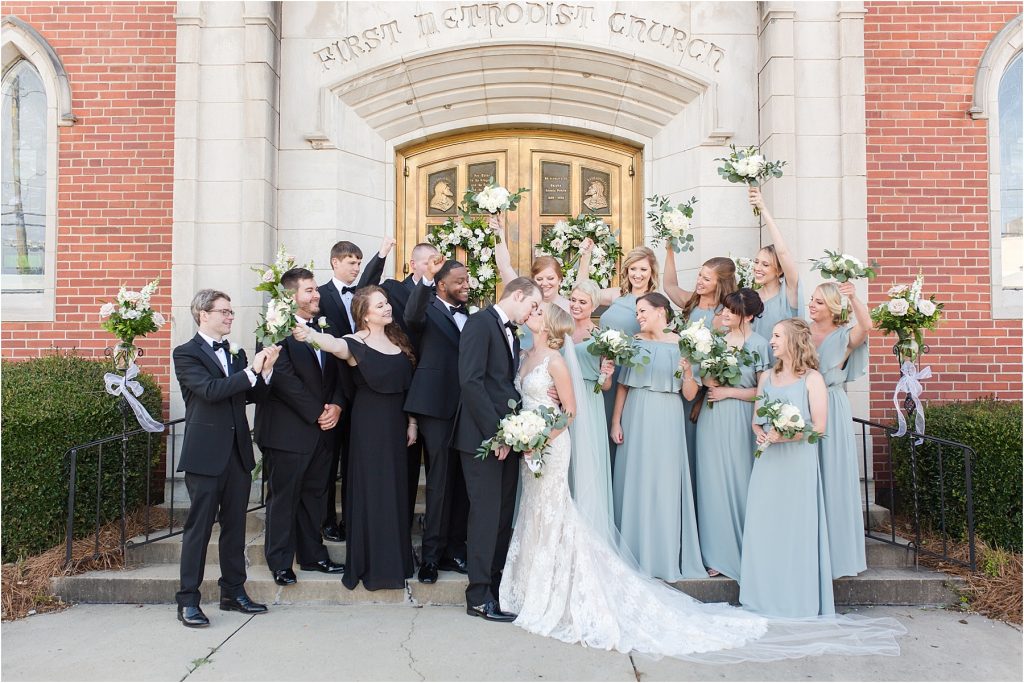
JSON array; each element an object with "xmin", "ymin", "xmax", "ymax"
[
  {"xmin": 468, "ymin": 305, "xmax": 480, "ymax": 315},
  {"xmin": 515, "ymin": 325, "xmax": 525, "ymax": 339},
  {"xmin": 317, "ymin": 316, "xmax": 329, "ymax": 331},
  {"xmin": 228, "ymin": 341, "xmax": 241, "ymax": 357}
]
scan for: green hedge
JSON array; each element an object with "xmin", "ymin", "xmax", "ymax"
[
  {"xmin": 892, "ymin": 399, "xmax": 1022, "ymax": 552},
  {"xmin": 1, "ymin": 354, "xmax": 164, "ymax": 562}
]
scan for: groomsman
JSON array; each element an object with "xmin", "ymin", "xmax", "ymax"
[
  {"xmin": 382, "ymin": 242, "xmax": 440, "ymax": 530},
  {"xmin": 173, "ymin": 289, "xmax": 279, "ymax": 627},
  {"xmin": 255, "ymin": 268, "xmax": 345, "ymax": 585},
  {"xmin": 317, "ymin": 237, "xmax": 394, "ymax": 542},
  {"xmin": 405, "ymin": 258, "xmax": 471, "ymax": 583},
  {"xmin": 455, "ymin": 278, "xmax": 542, "ymax": 621}
]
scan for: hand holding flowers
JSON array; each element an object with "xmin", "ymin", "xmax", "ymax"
[
  {"xmin": 647, "ymin": 194, "xmax": 697, "ymax": 252},
  {"xmin": 252, "ymin": 245, "xmax": 315, "ymax": 346},
  {"xmin": 534, "ymin": 213, "xmax": 622, "ymax": 293},
  {"xmin": 811, "ymin": 249, "xmax": 879, "ymax": 322},
  {"xmin": 476, "ymin": 399, "xmax": 570, "ymax": 478},
  {"xmin": 586, "ymin": 328, "xmax": 650, "ymax": 394},
  {"xmin": 696, "ymin": 341, "xmax": 760, "ymax": 409},
  {"xmin": 753, "ymin": 396, "xmax": 825, "ymax": 458},
  {"xmin": 675, "ymin": 319, "xmax": 716, "ymax": 378}
]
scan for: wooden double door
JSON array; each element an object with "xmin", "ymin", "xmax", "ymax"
[{"xmin": 396, "ymin": 130, "xmax": 643, "ymax": 290}]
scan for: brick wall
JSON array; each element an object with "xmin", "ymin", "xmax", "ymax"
[
  {"xmin": 1, "ymin": 2, "xmax": 176, "ymax": 415},
  {"xmin": 865, "ymin": 2, "xmax": 1022, "ymax": 485}
]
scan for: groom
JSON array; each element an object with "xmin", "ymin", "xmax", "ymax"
[{"xmin": 455, "ymin": 277, "xmax": 542, "ymax": 622}]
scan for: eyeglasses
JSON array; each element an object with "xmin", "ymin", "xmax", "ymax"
[{"xmin": 209, "ymin": 308, "xmax": 235, "ymax": 317}]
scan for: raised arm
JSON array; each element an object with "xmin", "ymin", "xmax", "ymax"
[
  {"xmin": 292, "ymin": 326, "xmax": 353, "ymax": 360},
  {"xmin": 356, "ymin": 236, "xmax": 396, "ymax": 288},
  {"xmin": 662, "ymin": 245, "xmax": 694, "ymax": 309},
  {"xmin": 489, "ymin": 213, "xmax": 519, "ymax": 284},
  {"xmin": 839, "ymin": 282, "xmax": 871, "ymax": 350},
  {"xmin": 577, "ymin": 238, "xmax": 619, "ymax": 306},
  {"xmin": 749, "ymin": 187, "xmax": 799, "ymax": 309}
]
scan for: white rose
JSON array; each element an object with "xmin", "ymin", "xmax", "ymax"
[
  {"xmin": 229, "ymin": 341, "xmax": 241, "ymax": 356},
  {"xmin": 845, "ymin": 255, "xmax": 864, "ymax": 269},
  {"xmin": 318, "ymin": 316, "xmax": 329, "ymax": 328},
  {"xmin": 745, "ymin": 154, "xmax": 766, "ymax": 175},
  {"xmin": 591, "ymin": 245, "xmax": 606, "ymax": 261},
  {"xmin": 265, "ymin": 300, "xmax": 284, "ymax": 327},
  {"xmin": 479, "ymin": 247, "xmax": 493, "ymax": 261},
  {"xmin": 152, "ymin": 311, "xmax": 166, "ymax": 327},
  {"xmin": 696, "ymin": 340, "xmax": 713, "ymax": 356},
  {"xmin": 733, "ymin": 158, "xmax": 752, "ymax": 177},
  {"xmin": 888, "ymin": 284, "xmax": 908, "ymax": 296},
  {"xmin": 468, "ymin": 276, "xmax": 480, "ymax": 290},
  {"xmin": 262, "ymin": 269, "xmax": 276, "ymax": 283},
  {"xmin": 725, "ymin": 355, "xmax": 738, "ymax": 366},
  {"xmin": 122, "ymin": 290, "xmax": 142, "ymax": 304},
  {"xmin": 916, "ymin": 299, "xmax": 936, "ymax": 316},
  {"xmin": 121, "ymin": 307, "xmax": 141, "ymax": 320},
  {"xmin": 887, "ymin": 299, "xmax": 910, "ymax": 316},
  {"xmin": 550, "ymin": 237, "xmax": 566, "ymax": 252},
  {"xmin": 468, "ymin": 305, "xmax": 480, "ymax": 314},
  {"xmin": 99, "ymin": 302, "xmax": 116, "ymax": 318},
  {"xmin": 553, "ymin": 220, "xmax": 570, "ymax": 235}
]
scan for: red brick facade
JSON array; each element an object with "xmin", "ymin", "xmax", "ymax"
[
  {"xmin": 0, "ymin": 2, "xmax": 177, "ymax": 413},
  {"xmin": 864, "ymin": 1, "xmax": 1022, "ymax": 485}
]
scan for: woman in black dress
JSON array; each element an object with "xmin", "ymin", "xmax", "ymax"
[{"xmin": 294, "ymin": 285, "xmax": 416, "ymax": 590}]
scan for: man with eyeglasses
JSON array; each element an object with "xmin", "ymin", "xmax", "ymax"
[{"xmin": 173, "ymin": 289, "xmax": 280, "ymax": 628}]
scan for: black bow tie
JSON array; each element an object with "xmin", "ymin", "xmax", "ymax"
[
  {"xmin": 341, "ymin": 285, "xmax": 357, "ymax": 295},
  {"xmin": 305, "ymin": 319, "xmax": 318, "ymax": 329},
  {"xmin": 504, "ymin": 321, "xmax": 518, "ymax": 334},
  {"xmin": 451, "ymin": 304, "xmax": 469, "ymax": 316},
  {"xmin": 212, "ymin": 340, "xmax": 230, "ymax": 352}
]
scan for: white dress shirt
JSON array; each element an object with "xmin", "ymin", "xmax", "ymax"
[
  {"xmin": 296, "ymin": 317, "xmax": 323, "ymax": 367},
  {"xmin": 493, "ymin": 304, "xmax": 516, "ymax": 355},
  {"xmin": 441, "ymin": 299, "xmax": 468, "ymax": 331},
  {"xmin": 197, "ymin": 331, "xmax": 266, "ymax": 386},
  {"xmin": 331, "ymin": 276, "xmax": 357, "ymax": 330}
]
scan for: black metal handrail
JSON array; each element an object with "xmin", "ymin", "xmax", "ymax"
[
  {"xmin": 63, "ymin": 418, "xmax": 267, "ymax": 569},
  {"xmin": 856, "ymin": 416, "xmax": 976, "ymax": 571}
]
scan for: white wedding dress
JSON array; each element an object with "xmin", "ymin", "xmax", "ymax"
[{"xmin": 499, "ymin": 351, "xmax": 906, "ymax": 663}]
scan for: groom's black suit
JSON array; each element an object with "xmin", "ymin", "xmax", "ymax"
[
  {"xmin": 455, "ymin": 305, "xmax": 521, "ymax": 607},
  {"xmin": 404, "ymin": 282, "xmax": 469, "ymax": 567}
]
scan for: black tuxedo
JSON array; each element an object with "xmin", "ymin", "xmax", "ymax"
[
  {"xmin": 404, "ymin": 282, "xmax": 469, "ymax": 565},
  {"xmin": 316, "ymin": 252, "xmax": 386, "ymax": 531},
  {"xmin": 254, "ymin": 335, "xmax": 345, "ymax": 571},
  {"xmin": 455, "ymin": 305, "xmax": 521, "ymax": 606},
  {"xmin": 173, "ymin": 334, "xmax": 270, "ymax": 607}
]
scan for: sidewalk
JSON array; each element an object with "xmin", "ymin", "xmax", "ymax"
[{"xmin": 2, "ymin": 603, "xmax": 1020, "ymax": 681}]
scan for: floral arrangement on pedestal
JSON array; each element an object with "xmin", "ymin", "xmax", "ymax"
[
  {"xmin": 869, "ymin": 274, "xmax": 943, "ymax": 362},
  {"xmin": 534, "ymin": 213, "xmax": 622, "ymax": 295},
  {"xmin": 252, "ymin": 245, "xmax": 315, "ymax": 346}
]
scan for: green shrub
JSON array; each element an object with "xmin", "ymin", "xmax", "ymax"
[
  {"xmin": 1, "ymin": 353, "xmax": 164, "ymax": 562},
  {"xmin": 892, "ymin": 399, "xmax": 1022, "ymax": 552}
]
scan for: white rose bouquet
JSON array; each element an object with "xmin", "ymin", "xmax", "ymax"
[
  {"xmin": 463, "ymin": 177, "xmax": 529, "ymax": 215},
  {"xmin": 811, "ymin": 249, "xmax": 880, "ymax": 322},
  {"xmin": 753, "ymin": 396, "xmax": 825, "ymax": 458},
  {"xmin": 534, "ymin": 213, "xmax": 623, "ymax": 294},
  {"xmin": 476, "ymin": 399, "xmax": 570, "ymax": 478},
  {"xmin": 696, "ymin": 339, "xmax": 761, "ymax": 410},
  {"xmin": 646, "ymin": 194, "xmax": 698, "ymax": 253},
  {"xmin": 99, "ymin": 278, "xmax": 166, "ymax": 349},
  {"xmin": 675, "ymin": 318, "xmax": 717, "ymax": 378},
  {"xmin": 733, "ymin": 256, "xmax": 759, "ymax": 290},
  {"xmin": 715, "ymin": 144, "xmax": 787, "ymax": 215},
  {"xmin": 586, "ymin": 327, "xmax": 650, "ymax": 394},
  {"xmin": 427, "ymin": 216, "xmax": 499, "ymax": 305},
  {"xmin": 252, "ymin": 245, "xmax": 315, "ymax": 346},
  {"xmin": 869, "ymin": 274, "xmax": 943, "ymax": 361}
]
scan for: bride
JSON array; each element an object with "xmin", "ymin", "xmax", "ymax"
[{"xmin": 499, "ymin": 302, "xmax": 906, "ymax": 663}]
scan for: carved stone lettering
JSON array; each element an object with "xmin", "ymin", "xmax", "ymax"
[{"xmin": 415, "ymin": 12, "xmax": 439, "ymax": 37}]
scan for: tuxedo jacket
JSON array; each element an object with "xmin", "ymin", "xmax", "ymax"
[
  {"xmin": 253, "ymin": 335, "xmax": 345, "ymax": 456},
  {"xmin": 173, "ymin": 334, "xmax": 270, "ymax": 477},
  {"xmin": 317, "ymin": 252, "xmax": 386, "ymax": 339},
  {"xmin": 403, "ymin": 281, "xmax": 462, "ymax": 420},
  {"xmin": 380, "ymin": 276, "xmax": 416, "ymax": 339},
  {"xmin": 453, "ymin": 306, "xmax": 520, "ymax": 454}
]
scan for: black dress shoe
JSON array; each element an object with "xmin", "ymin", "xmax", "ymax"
[
  {"xmin": 321, "ymin": 523, "xmax": 344, "ymax": 543},
  {"xmin": 466, "ymin": 600, "xmax": 516, "ymax": 623},
  {"xmin": 177, "ymin": 605, "xmax": 210, "ymax": 628},
  {"xmin": 299, "ymin": 559, "xmax": 344, "ymax": 574},
  {"xmin": 438, "ymin": 557, "xmax": 468, "ymax": 574},
  {"xmin": 220, "ymin": 594, "xmax": 268, "ymax": 614},
  {"xmin": 272, "ymin": 568, "xmax": 297, "ymax": 586},
  {"xmin": 418, "ymin": 562, "xmax": 439, "ymax": 584}
]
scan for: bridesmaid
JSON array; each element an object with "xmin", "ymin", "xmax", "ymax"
[
  {"xmin": 567, "ymin": 278, "xmax": 616, "ymax": 538},
  {"xmin": 663, "ymin": 251, "xmax": 737, "ymax": 494},
  {"xmin": 610, "ymin": 293, "xmax": 705, "ymax": 581},
  {"xmin": 747, "ymin": 187, "xmax": 801, "ymax": 361},
  {"xmin": 740, "ymin": 318, "xmax": 834, "ymax": 617},
  {"xmin": 294, "ymin": 287, "xmax": 416, "ymax": 591},
  {"xmin": 809, "ymin": 281, "xmax": 870, "ymax": 578},
  {"xmin": 681, "ymin": 288, "xmax": 770, "ymax": 580}
]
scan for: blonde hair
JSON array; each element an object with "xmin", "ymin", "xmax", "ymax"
[
  {"xmin": 570, "ymin": 279, "xmax": 602, "ymax": 308},
  {"xmin": 531, "ymin": 255, "xmax": 562, "ymax": 281},
  {"xmin": 773, "ymin": 318, "xmax": 819, "ymax": 376},
  {"xmin": 681, "ymin": 257, "xmax": 738, "ymax": 319},
  {"xmin": 543, "ymin": 304, "xmax": 574, "ymax": 350},
  {"xmin": 815, "ymin": 283, "xmax": 846, "ymax": 326},
  {"xmin": 620, "ymin": 246, "xmax": 659, "ymax": 295},
  {"xmin": 758, "ymin": 245, "xmax": 784, "ymax": 280}
]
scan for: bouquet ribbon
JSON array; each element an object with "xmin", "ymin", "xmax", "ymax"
[
  {"xmin": 104, "ymin": 363, "xmax": 165, "ymax": 433},
  {"xmin": 891, "ymin": 361, "xmax": 931, "ymax": 445},
  {"xmin": 523, "ymin": 452, "xmax": 544, "ymax": 475}
]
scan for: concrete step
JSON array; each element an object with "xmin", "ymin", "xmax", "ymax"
[{"xmin": 51, "ymin": 564, "xmax": 962, "ymax": 608}]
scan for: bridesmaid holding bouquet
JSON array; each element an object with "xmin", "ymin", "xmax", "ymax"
[{"xmin": 747, "ymin": 188, "xmax": 801, "ymax": 361}]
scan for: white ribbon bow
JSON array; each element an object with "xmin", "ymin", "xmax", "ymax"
[
  {"xmin": 104, "ymin": 363, "xmax": 165, "ymax": 433},
  {"xmin": 892, "ymin": 361, "xmax": 931, "ymax": 445}
]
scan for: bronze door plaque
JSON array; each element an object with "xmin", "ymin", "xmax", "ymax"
[
  {"xmin": 426, "ymin": 168, "xmax": 457, "ymax": 216},
  {"xmin": 467, "ymin": 162, "xmax": 497, "ymax": 194},
  {"xmin": 541, "ymin": 161, "xmax": 571, "ymax": 216},
  {"xmin": 581, "ymin": 168, "xmax": 611, "ymax": 215}
]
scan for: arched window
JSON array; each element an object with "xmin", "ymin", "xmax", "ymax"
[{"xmin": 997, "ymin": 53, "xmax": 1022, "ymax": 292}]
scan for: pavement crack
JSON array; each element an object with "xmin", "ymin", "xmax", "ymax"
[
  {"xmin": 399, "ymin": 607, "xmax": 425, "ymax": 681},
  {"xmin": 628, "ymin": 653, "xmax": 641, "ymax": 682},
  {"xmin": 180, "ymin": 615, "xmax": 255, "ymax": 681}
]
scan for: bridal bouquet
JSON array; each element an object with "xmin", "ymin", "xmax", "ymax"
[
  {"xmin": 646, "ymin": 194, "xmax": 697, "ymax": 253},
  {"xmin": 534, "ymin": 213, "xmax": 622, "ymax": 294},
  {"xmin": 696, "ymin": 341, "xmax": 760, "ymax": 410},
  {"xmin": 99, "ymin": 279, "xmax": 166, "ymax": 349},
  {"xmin": 812, "ymin": 250, "xmax": 879, "ymax": 322},
  {"xmin": 252, "ymin": 245, "xmax": 315, "ymax": 346},
  {"xmin": 869, "ymin": 274, "xmax": 943, "ymax": 361},
  {"xmin": 476, "ymin": 400, "xmax": 570, "ymax": 477},
  {"xmin": 463, "ymin": 178, "xmax": 529, "ymax": 215},
  {"xmin": 715, "ymin": 144, "xmax": 787, "ymax": 215},
  {"xmin": 586, "ymin": 327, "xmax": 649, "ymax": 394},
  {"xmin": 754, "ymin": 396, "xmax": 824, "ymax": 458},
  {"xmin": 675, "ymin": 318, "xmax": 716, "ymax": 378},
  {"xmin": 734, "ymin": 256, "xmax": 759, "ymax": 290}
]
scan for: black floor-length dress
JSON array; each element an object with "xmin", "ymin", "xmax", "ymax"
[{"xmin": 342, "ymin": 339, "xmax": 415, "ymax": 590}]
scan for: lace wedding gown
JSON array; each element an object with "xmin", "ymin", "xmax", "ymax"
[{"xmin": 499, "ymin": 354, "xmax": 905, "ymax": 663}]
